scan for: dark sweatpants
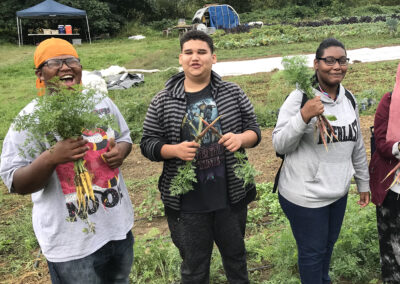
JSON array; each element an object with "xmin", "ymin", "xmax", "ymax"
[{"xmin": 167, "ymin": 206, "xmax": 249, "ymax": 284}]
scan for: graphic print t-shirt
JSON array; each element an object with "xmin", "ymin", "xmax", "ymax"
[
  {"xmin": 180, "ymin": 85, "xmax": 228, "ymax": 213},
  {"xmin": 0, "ymin": 96, "xmax": 134, "ymax": 262},
  {"xmin": 55, "ymin": 127, "xmax": 121, "ymax": 212}
]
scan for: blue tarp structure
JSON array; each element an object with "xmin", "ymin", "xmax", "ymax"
[
  {"xmin": 192, "ymin": 5, "xmax": 240, "ymax": 29},
  {"xmin": 16, "ymin": 0, "xmax": 91, "ymax": 45},
  {"xmin": 208, "ymin": 5, "xmax": 239, "ymax": 29}
]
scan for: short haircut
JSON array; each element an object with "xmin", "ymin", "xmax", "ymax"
[
  {"xmin": 315, "ymin": 38, "xmax": 346, "ymax": 59},
  {"xmin": 180, "ymin": 30, "xmax": 214, "ymax": 54}
]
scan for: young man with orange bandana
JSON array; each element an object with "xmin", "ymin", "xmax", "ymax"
[{"xmin": 0, "ymin": 38, "xmax": 134, "ymax": 283}]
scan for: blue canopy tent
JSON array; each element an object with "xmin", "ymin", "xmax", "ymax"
[
  {"xmin": 16, "ymin": 0, "xmax": 91, "ymax": 46},
  {"xmin": 192, "ymin": 5, "xmax": 240, "ymax": 29}
]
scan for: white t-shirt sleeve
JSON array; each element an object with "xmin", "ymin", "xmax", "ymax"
[{"xmin": 103, "ymin": 97, "xmax": 132, "ymax": 144}]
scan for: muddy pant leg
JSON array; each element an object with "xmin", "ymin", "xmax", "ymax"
[
  {"xmin": 167, "ymin": 212, "xmax": 214, "ymax": 284},
  {"xmin": 214, "ymin": 206, "xmax": 249, "ymax": 284}
]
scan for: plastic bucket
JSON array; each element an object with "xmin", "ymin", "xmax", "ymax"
[
  {"xmin": 58, "ymin": 25, "xmax": 65, "ymax": 34},
  {"xmin": 65, "ymin": 25, "xmax": 72, "ymax": 34}
]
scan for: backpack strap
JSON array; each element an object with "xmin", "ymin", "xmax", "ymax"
[
  {"xmin": 273, "ymin": 92, "xmax": 308, "ymax": 193},
  {"xmin": 300, "ymin": 91, "xmax": 308, "ymax": 108},
  {"xmin": 344, "ymin": 89, "xmax": 356, "ymax": 110},
  {"xmin": 273, "ymin": 162, "xmax": 282, "ymax": 193}
]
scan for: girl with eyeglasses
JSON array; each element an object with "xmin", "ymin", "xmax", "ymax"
[{"xmin": 272, "ymin": 38, "xmax": 370, "ymax": 284}]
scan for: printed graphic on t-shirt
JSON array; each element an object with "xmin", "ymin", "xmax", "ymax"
[
  {"xmin": 182, "ymin": 97, "xmax": 225, "ymax": 174},
  {"xmin": 55, "ymin": 126, "xmax": 124, "ymax": 222},
  {"xmin": 181, "ymin": 90, "xmax": 228, "ymax": 212}
]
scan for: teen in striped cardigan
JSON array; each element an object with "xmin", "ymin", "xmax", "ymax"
[{"xmin": 140, "ymin": 30, "xmax": 261, "ymax": 283}]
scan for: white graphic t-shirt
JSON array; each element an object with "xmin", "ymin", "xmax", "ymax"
[{"xmin": 0, "ymin": 95, "xmax": 134, "ymax": 262}]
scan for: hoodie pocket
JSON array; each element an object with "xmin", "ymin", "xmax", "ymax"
[{"xmin": 304, "ymin": 160, "xmax": 354, "ymax": 201}]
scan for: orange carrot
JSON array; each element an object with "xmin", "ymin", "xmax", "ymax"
[
  {"xmin": 195, "ymin": 115, "xmax": 222, "ymax": 142},
  {"xmin": 84, "ymin": 171, "xmax": 95, "ymax": 201},
  {"xmin": 382, "ymin": 161, "xmax": 400, "ymax": 183}
]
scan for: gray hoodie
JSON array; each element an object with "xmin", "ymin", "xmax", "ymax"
[{"xmin": 272, "ymin": 85, "xmax": 369, "ymax": 208}]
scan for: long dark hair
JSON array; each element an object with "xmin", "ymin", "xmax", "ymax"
[{"xmin": 312, "ymin": 38, "xmax": 346, "ymax": 86}]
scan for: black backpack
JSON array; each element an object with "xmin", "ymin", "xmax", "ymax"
[
  {"xmin": 273, "ymin": 89, "xmax": 356, "ymax": 193},
  {"xmin": 370, "ymin": 126, "xmax": 375, "ymax": 158}
]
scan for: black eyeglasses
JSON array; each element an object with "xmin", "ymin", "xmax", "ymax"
[
  {"xmin": 40, "ymin": 58, "xmax": 81, "ymax": 70},
  {"xmin": 317, "ymin": 56, "xmax": 349, "ymax": 66}
]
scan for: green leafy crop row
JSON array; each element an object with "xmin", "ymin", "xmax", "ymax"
[{"xmin": 213, "ymin": 22, "xmax": 394, "ymax": 50}]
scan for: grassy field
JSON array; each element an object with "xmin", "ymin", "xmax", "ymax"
[{"xmin": 0, "ymin": 24, "xmax": 399, "ymax": 282}]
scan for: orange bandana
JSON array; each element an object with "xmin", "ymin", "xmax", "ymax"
[{"xmin": 34, "ymin": 38, "xmax": 79, "ymax": 95}]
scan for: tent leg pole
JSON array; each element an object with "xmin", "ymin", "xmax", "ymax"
[
  {"xmin": 20, "ymin": 18, "xmax": 24, "ymax": 46},
  {"xmin": 86, "ymin": 16, "xmax": 91, "ymax": 44},
  {"xmin": 17, "ymin": 17, "xmax": 20, "ymax": 46}
]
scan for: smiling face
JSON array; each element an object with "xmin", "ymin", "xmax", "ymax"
[
  {"xmin": 179, "ymin": 39, "xmax": 216, "ymax": 84},
  {"xmin": 35, "ymin": 55, "xmax": 82, "ymax": 88},
  {"xmin": 314, "ymin": 46, "xmax": 348, "ymax": 88}
]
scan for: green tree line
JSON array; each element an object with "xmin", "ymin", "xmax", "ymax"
[{"xmin": 0, "ymin": 0, "xmax": 399, "ymax": 43}]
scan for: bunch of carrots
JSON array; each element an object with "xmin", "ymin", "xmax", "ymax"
[
  {"xmin": 169, "ymin": 115, "xmax": 222, "ymax": 196},
  {"xmin": 170, "ymin": 114, "xmax": 258, "ymax": 196},
  {"xmin": 13, "ymin": 80, "xmax": 115, "ymax": 233},
  {"xmin": 282, "ymin": 55, "xmax": 338, "ymax": 150},
  {"xmin": 74, "ymin": 159, "xmax": 95, "ymax": 210},
  {"xmin": 382, "ymin": 162, "xmax": 400, "ymax": 189},
  {"xmin": 316, "ymin": 115, "xmax": 339, "ymax": 150}
]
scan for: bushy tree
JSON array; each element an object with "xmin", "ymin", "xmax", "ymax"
[
  {"xmin": 61, "ymin": 0, "xmax": 120, "ymax": 36},
  {"xmin": 0, "ymin": 0, "xmax": 38, "ymax": 43},
  {"xmin": 215, "ymin": 0, "xmax": 252, "ymax": 13},
  {"xmin": 0, "ymin": 0, "xmax": 121, "ymax": 43}
]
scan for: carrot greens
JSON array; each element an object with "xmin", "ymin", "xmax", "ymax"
[
  {"xmin": 169, "ymin": 160, "xmax": 197, "ymax": 196},
  {"xmin": 233, "ymin": 151, "xmax": 259, "ymax": 188},
  {"xmin": 282, "ymin": 56, "xmax": 338, "ymax": 150}
]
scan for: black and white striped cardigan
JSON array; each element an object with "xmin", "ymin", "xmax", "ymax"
[{"xmin": 140, "ymin": 71, "xmax": 261, "ymax": 213}]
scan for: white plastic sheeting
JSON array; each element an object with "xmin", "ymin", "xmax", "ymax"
[
  {"xmin": 212, "ymin": 45, "xmax": 400, "ymax": 77},
  {"xmin": 82, "ymin": 70, "xmax": 108, "ymax": 94},
  {"xmin": 82, "ymin": 65, "xmax": 144, "ymax": 92}
]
